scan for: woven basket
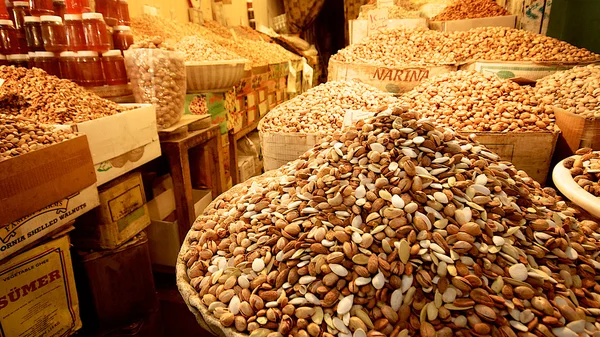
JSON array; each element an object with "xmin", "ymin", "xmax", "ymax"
[
  {"xmin": 176, "ymin": 171, "xmax": 285, "ymax": 336},
  {"xmin": 186, "ymin": 59, "xmax": 248, "ymax": 93}
]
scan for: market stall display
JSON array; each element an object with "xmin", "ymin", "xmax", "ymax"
[
  {"xmin": 178, "ymin": 107, "xmax": 600, "ymax": 337},
  {"xmin": 258, "ymin": 81, "xmax": 398, "ymax": 170},
  {"xmin": 553, "ymin": 148, "xmax": 600, "ymax": 218},
  {"xmin": 431, "ymin": 0, "xmax": 509, "ymax": 21}
]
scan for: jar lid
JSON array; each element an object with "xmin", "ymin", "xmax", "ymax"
[
  {"xmin": 78, "ymin": 51, "xmax": 99, "ymax": 57},
  {"xmin": 119, "ymin": 0, "xmax": 128, "ymax": 3},
  {"xmin": 0, "ymin": 20, "xmax": 14, "ymax": 26},
  {"xmin": 60, "ymin": 51, "xmax": 78, "ymax": 57},
  {"xmin": 64, "ymin": 14, "xmax": 83, "ymax": 20},
  {"xmin": 28, "ymin": 52, "xmax": 36, "ymax": 57},
  {"xmin": 102, "ymin": 50, "xmax": 122, "ymax": 57},
  {"xmin": 40, "ymin": 15, "xmax": 63, "ymax": 23},
  {"xmin": 82, "ymin": 13, "xmax": 105, "ymax": 21},
  {"xmin": 113, "ymin": 25, "xmax": 131, "ymax": 31},
  {"xmin": 0, "ymin": 54, "xmax": 5, "ymax": 60},
  {"xmin": 13, "ymin": 1, "xmax": 29, "ymax": 6},
  {"xmin": 8, "ymin": 54, "xmax": 29, "ymax": 61},
  {"xmin": 24, "ymin": 16, "xmax": 42, "ymax": 23},
  {"xmin": 36, "ymin": 51, "xmax": 56, "ymax": 58}
]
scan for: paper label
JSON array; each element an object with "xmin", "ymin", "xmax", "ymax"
[
  {"xmin": 302, "ymin": 58, "xmax": 314, "ymax": 92},
  {"xmin": 0, "ymin": 236, "xmax": 81, "ymax": 337},
  {"xmin": 367, "ymin": 8, "xmax": 389, "ymax": 36},
  {"xmin": 287, "ymin": 60, "xmax": 297, "ymax": 93}
]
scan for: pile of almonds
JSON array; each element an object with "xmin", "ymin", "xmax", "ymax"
[
  {"xmin": 400, "ymin": 70, "xmax": 555, "ymax": 132},
  {"xmin": 181, "ymin": 107, "xmax": 600, "ymax": 337},
  {"xmin": 129, "ymin": 36, "xmax": 175, "ymax": 50},
  {"xmin": 174, "ymin": 36, "xmax": 243, "ymax": 62},
  {"xmin": 259, "ymin": 81, "xmax": 397, "ymax": 135},
  {"xmin": 0, "ymin": 66, "xmax": 127, "ymax": 124},
  {"xmin": 535, "ymin": 64, "xmax": 600, "ymax": 119},
  {"xmin": 0, "ymin": 113, "xmax": 78, "ymax": 160},
  {"xmin": 563, "ymin": 148, "xmax": 600, "ymax": 197},
  {"xmin": 432, "ymin": 0, "xmax": 509, "ymax": 21},
  {"xmin": 332, "ymin": 27, "xmax": 600, "ymax": 67}
]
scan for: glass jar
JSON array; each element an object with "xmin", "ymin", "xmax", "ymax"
[
  {"xmin": 52, "ymin": 0, "xmax": 64, "ymax": 18},
  {"xmin": 27, "ymin": 49, "xmax": 34, "ymax": 65},
  {"xmin": 0, "ymin": 54, "xmax": 7, "ymax": 65},
  {"xmin": 59, "ymin": 50, "xmax": 78, "ymax": 82},
  {"xmin": 82, "ymin": 12, "xmax": 109, "ymax": 52},
  {"xmin": 64, "ymin": 13, "xmax": 84, "ymax": 50},
  {"xmin": 33, "ymin": 51, "xmax": 60, "ymax": 75},
  {"xmin": 11, "ymin": 1, "xmax": 29, "ymax": 31},
  {"xmin": 101, "ymin": 49, "xmax": 126, "ymax": 85},
  {"xmin": 116, "ymin": 0, "xmax": 129, "ymax": 25},
  {"xmin": 23, "ymin": 16, "xmax": 44, "ymax": 51},
  {"xmin": 29, "ymin": 0, "xmax": 53, "ymax": 16},
  {"xmin": 77, "ymin": 50, "xmax": 104, "ymax": 86},
  {"xmin": 0, "ymin": 19, "xmax": 18, "ymax": 55},
  {"xmin": 40, "ymin": 15, "xmax": 67, "ymax": 52},
  {"xmin": 7, "ymin": 53, "xmax": 28, "ymax": 67},
  {"xmin": 64, "ymin": 0, "xmax": 80, "ymax": 14},
  {"xmin": 112, "ymin": 25, "xmax": 131, "ymax": 51},
  {"xmin": 0, "ymin": 0, "xmax": 8, "ymax": 20},
  {"xmin": 94, "ymin": 0, "xmax": 117, "ymax": 26}
]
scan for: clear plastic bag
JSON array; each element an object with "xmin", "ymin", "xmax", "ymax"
[{"xmin": 124, "ymin": 48, "xmax": 186, "ymax": 129}]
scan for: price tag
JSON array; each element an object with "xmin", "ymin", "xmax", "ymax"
[
  {"xmin": 367, "ymin": 8, "xmax": 389, "ymax": 36},
  {"xmin": 377, "ymin": 0, "xmax": 394, "ymax": 7}
]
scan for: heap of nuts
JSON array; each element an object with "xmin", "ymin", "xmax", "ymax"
[
  {"xmin": 0, "ymin": 114, "xmax": 78, "ymax": 160},
  {"xmin": 400, "ymin": 70, "xmax": 555, "ymax": 132},
  {"xmin": 125, "ymin": 37, "xmax": 186, "ymax": 129},
  {"xmin": 357, "ymin": 4, "xmax": 421, "ymax": 19},
  {"xmin": 535, "ymin": 64, "xmax": 600, "ymax": 119},
  {"xmin": 259, "ymin": 81, "xmax": 398, "ymax": 135},
  {"xmin": 332, "ymin": 27, "xmax": 600, "ymax": 67},
  {"xmin": 174, "ymin": 36, "xmax": 243, "ymax": 62},
  {"xmin": 182, "ymin": 107, "xmax": 600, "ymax": 337},
  {"xmin": 0, "ymin": 66, "xmax": 128, "ymax": 124},
  {"xmin": 432, "ymin": 0, "xmax": 509, "ymax": 21},
  {"xmin": 563, "ymin": 148, "xmax": 600, "ymax": 197}
]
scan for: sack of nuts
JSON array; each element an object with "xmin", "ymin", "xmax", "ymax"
[{"xmin": 125, "ymin": 37, "xmax": 187, "ymax": 129}]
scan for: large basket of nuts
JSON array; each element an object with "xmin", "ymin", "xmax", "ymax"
[
  {"xmin": 185, "ymin": 59, "xmax": 248, "ymax": 93},
  {"xmin": 554, "ymin": 149, "xmax": 600, "ymax": 219},
  {"xmin": 176, "ymin": 106, "xmax": 600, "ymax": 337}
]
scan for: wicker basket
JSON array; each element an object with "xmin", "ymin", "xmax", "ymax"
[{"xmin": 185, "ymin": 59, "xmax": 248, "ymax": 93}]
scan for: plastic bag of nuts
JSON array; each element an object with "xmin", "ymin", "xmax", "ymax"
[{"xmin": 124, "ymin": 40, "xmax": 186, "ymax": 129}]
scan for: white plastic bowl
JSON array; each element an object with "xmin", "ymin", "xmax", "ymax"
[{"xmin": 553, "ymin": 157, "xmax": 600, "ymax": 219}]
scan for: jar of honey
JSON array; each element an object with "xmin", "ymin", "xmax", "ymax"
[
  {"xmin": 0, "ymin": 19, "xmax": 19, "ymax": 55},
  {"xmin": 33, "ymin": 51, "xmax": 60, "ymax": 75},
  {"xmin": 23, "ymin": 16, "xmax": 43, "ymax": 50},
  {"xmin": 52, "ymin": 0, "xmax": 65, "ymax": 18},
  {"xmin": 101, "ymin": 49, "xmax": 126, "ymax": 85},
  {"xmin": 11, "ymin": 1, "xmax": 29, "ymax": 31},
  {"xmin": 59, "ymin": 50, "xmax": 78, "ymax": 82},
  {"xmin": 116, "ymin": 0, "xmax": 129, "ymax": 25},
  {"xmin": 7, "ymin": 53, "xmax": 28, "ymax": 67},
  {"xmin": 0, "ymin": 0, "xmax": 8, "ymax": 20},
  {"xmin": 77, "ymin": 50, "xmax": 104, "ymax": 86},
  {"xmin": 82, "ymin": 12, "xmax": 110, "ymax": 52},
  {"xmin": 0, "ymin": 54, "xmax": 7, "ymax": 65},
  {"xmin": 112, "ymin": 25, "xmax": 132, "ymax": 51},
  {"xmin": 64, "ymin": 13, "xmax": 84, "ymax": 51},
  {"xmin": 40, "ymin": 15, "xmax": 67, "ymax": 52},
  {"xmin": 27, "ymin": 50, "xmax": 35, "ymax": 66},
  {"xmin": 94, "ymin": 0, "xmax": 117, "ymax": 26},
  {"xmin": 29, "ymin": 0, "xmax": 54, "ymax": 16}
]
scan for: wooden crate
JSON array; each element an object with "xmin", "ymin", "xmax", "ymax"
[
  {"xmin": 463, "ymin": 129, "xmax": 560, "ymax": 184},
  {"xmin": 553, "ymin": 107, "xmax": 600, "ymax": 158},
  {"xmin": 71, "ymin": 172, "xmax": 150, "ymax": 250},
  {"xmin": 74, "ymin": 233, "xmax": 158, "ymax": 333}
]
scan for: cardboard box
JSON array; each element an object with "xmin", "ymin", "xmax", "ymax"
[
  {"xmin": 95, "ymin": 139, "xmax": 161, "ymax": 185},
  {"xmin": 328, "ymin": 59, "xmax": 457, "ymax": 94},
  {"xmin": 69, "ymin": 104, "xmax": 160, "ymax": 185},
  {"xmin": 429, "ymin": 15, "xmax": 517, "ymax": 32},
  {"xmin": 0, "ymin": 135, "xmax": 96, "ymax": 227},
  {"xmin": 459, "ymin": 60, "xmax": 598, "ymax": 83},
  {"xmin": 464, "ymin": 129, "xmax": 560, "ymax": 184},
  {"xmin": 552, "ymin": 107, "xmax": 600, "ymax": 160},
  {"xmin": 350, "ymin": 18, "xmax": 428, "ymax": 44},
  {"xmin": 71, "ymin": 172, "xmax": 151, "ymax": 249},
  {"xmin": 147, "ymin": 183, "xmax": 212, "ymax": 267},
  {"xmin": 184, "ymin": 93, "xmax": 228, "ymax": 135},
  {"xmin": 0, "ymin": 184, "xmax": 99, "ymax": 262},
  {"xmin": 0, "ymin": 235, "xmax": 81, "ymax": 336}
]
